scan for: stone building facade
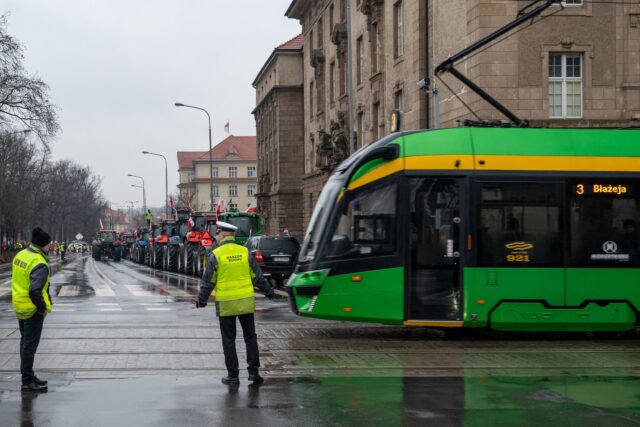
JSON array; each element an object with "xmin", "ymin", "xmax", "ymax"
[
  {"xmin": 253, "ymin": 35, "xmax": 305, "ymax": 239},
  {"xmin": 286, "ymin": 0, "xmax": 428, "ymax": 229},
  {"xmin": 433, "ymin": 1, "xmax": 640, "ymax": 127},
  {"xmin": 176, "ymin": 136, "xmax": 258, "ymax": 212},
  {"xmin": 284, "ymin": 0, "xmax": 640, "ymax": 231}
]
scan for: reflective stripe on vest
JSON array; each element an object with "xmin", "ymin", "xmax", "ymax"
[
  {"xmin": 11, "ymin": 247, "xmax": 51, "ymax": 320},
  {"xmin": 212, "ymin": 243, "xmax": 254, "ymax": 301}
]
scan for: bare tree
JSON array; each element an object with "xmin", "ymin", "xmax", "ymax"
[{"xmin": 0, "ymin": 14, "xmax": 59, "ymax": 146}]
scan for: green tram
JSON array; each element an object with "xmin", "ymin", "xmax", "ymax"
[{"xmin": 286, "ymin": 128, "xmax": 640, "ymax": 332}]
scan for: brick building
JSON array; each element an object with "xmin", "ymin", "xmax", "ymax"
[
  {"xmin": 253, "ymin": 35, "xmax": 305, "ymax": 239},
  {"xmin": 283, "ymin": 0, "xmax": 640, "ymax": 231},
  {"xmin": 176, "ymin": 136, "xmax": 258, "ymax": 212}
]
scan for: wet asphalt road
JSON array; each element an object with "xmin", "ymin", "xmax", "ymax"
[{"xmin": 0, "ymin": 254, "xmax": 639, "ymax": 426}]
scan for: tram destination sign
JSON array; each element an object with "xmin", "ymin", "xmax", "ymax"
[{"xmin": 574, "ymin": 183, "xmax": 632, "ymax": 197}]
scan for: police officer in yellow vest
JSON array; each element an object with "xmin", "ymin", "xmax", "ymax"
[
  {"xmin": 12, "ymin": 227, "xmax": 52, "ymax": 392},
  {"xmin": 196, "ymin": 221, "xmax": 274, "ymax": 385},
  {"xmin": 146, "ymin": 209, "xmax": 153, "ymax": 228}
]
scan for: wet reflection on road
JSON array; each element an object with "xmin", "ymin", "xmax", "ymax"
[{"xmin": 1, "ymin": 375, "xmax": 639, "ymax": 426}]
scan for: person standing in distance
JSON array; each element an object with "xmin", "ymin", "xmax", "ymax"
[
  {"xmin": 196, "ymin": 221, "xmax": 274, "ymax": 385},
  {"xmin": 145, "ymin": 209, "xmax": 153, "ymax": 228},
  {"xmin": 12, "ymin": 227, "xmax": 53, "ymax": 392}
]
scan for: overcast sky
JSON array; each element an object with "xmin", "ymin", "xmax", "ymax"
[{"xmin": 4, "ymin": 0, "xmax": 300, "ymax": 210}]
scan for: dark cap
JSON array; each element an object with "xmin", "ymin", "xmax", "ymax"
[{"xmin": 31, "ymin": 227, "xmax": 51, "ymax": 248}]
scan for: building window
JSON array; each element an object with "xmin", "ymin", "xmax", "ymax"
[
  {"xmin": 357, "ymin": 111, "xmax": 364, "ymax": 147},
  {"xmin": 394, "ymin": 1, "xmax": 404, "ymax": 58},
  {"xmin": 394, "ymin": 89, "xmax": 403, "ymax": 112},
  {"xmin": 330, "ymin": 62, "xmax": 336, "ymax": 103},
  {"xmin": 228, "ymin": 203, "xmax": 238, "ymax": 212},
  {"xmin": 248, "ymin": 185, "xmax": 256, "ymax": 196},
  {"xmin": 188, "ymin": 172, "xmax": 194, "ymax": 183},
  {"xmin": 549, "ymin": 53, "xmax": 582, "ymax": 119},
  {"xmin": 371, "ymin": 23, "xmax": 380, "ymax": 74},
  {"xmin": 317, "ymin": 18, "xmax": 323, "ymax": 48},
  {"xmin": 229, "ymin": 185, "xmax": 238, "ymax": 197},
  {"xmin": 372, "ymin": 102, "xmax": 380, "ymax": 141},
  {"xmin": 340, "ymin": 0, "xmax": 347, "ymax": 21},
  {"xmin": 357, "ymin": 36, "xmax": 364, "ymax": 84},
  {"xmin": 212, "ymin": 185, "xmax": 219, "ymax": 197},
  {"xmin": 247, "ymin": 166, "xmax": 256, "ymax": 177},
  {"xmin": 229, "ymin": 166, "xmax": 237, "ymax": 177},
  {"xmin": 211, "ymin": 166, "xmax": 218, "ymax": 178},
  {"xmin": 339, "ymin": 52, "xmax": 347, "ymax": 95}
]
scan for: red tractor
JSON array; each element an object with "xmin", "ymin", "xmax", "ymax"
[{"xmin": 179, "ymin": 211, "xmax": 217, "ymax": 276}]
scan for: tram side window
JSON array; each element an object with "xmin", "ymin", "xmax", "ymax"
[
  {"xmin": 478, "ymin": 182, "xmax": 561, "ymax": 266},
  {"xmin": 569, "ymin": 180, "xmax": 640, "ymax": 267},
  {"xmin": 326, "ymin": 184, "xmax": 397, "ymax": 259}
]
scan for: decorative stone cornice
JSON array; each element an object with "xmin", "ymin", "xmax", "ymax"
[
  {"xmin": 331, "ymin": 22, "xmax": 347, "ymax": 46},
  {"xmin": 311, "ymin": 48, "xmax": 325, "ymax": 68}
]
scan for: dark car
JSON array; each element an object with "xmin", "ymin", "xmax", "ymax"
[{"xmin": 245, "ymin": 235, "xmax": 300, "ymax": 286}]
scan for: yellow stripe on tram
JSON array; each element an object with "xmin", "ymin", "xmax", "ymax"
[
  {"xmin": 346, "ymin": 154, "xmax": 640, "ymax": 192},
  {"xmin": 403, "ymin": 320, "xmax": 464, "ymax": 328}
]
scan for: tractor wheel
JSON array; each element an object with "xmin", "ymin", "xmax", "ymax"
[
  {"xmin": 177, "ymin": 247, "xmax": 184, "ymax": 274},
  {"xmin": 114, "ymin": 247, "xmax": 121, "ymax": 262},
  {"xmin": 153, "ymin": 246, "xmax": 163, "ymax": 269},
  {"xmin": 93, "ymin": 248, "xmax": 100, "ymax": 261},
  {"xmin": 168, "ymin": 245, "xmax": 179, "ymax": 272},
  {"xmin": 185, "ymin": 244, "xmax": 195, "ymax": 276}
]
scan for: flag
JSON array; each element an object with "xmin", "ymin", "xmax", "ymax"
[
  {"xmin": 169, "ymin": 196, "xmax": 174, "ymax": 209},
  {"xmin": 283, "ymin": 228, "xmax": 290, "ymax": 237},
  {"xmin": 99, "ymin": 218, "xmax": 104, "ymax": 229},
  {"xmin": 187, "ymin": 216, "xmax": 194, "ymax": 228},
  {"xmin": 224, "ymin": 121, "xmax": 229, "ymax": 133},
  {"xmin": 216, "ymin": 197, "xmax": 225, "ymax": 216}
]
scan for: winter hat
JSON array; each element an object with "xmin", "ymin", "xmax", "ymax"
[{"xmin": 31, "ymin": 227, "xmax": 51, "ymax": 248}]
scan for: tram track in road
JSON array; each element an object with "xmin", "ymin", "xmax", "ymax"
[{"xmin": 121, "ymin": 259, "xmax": 289, "ymax": 298}]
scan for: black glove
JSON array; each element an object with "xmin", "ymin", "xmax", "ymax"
[
  {"xmin": 195, "ymin": 300, "xmax": 207, "ymax": 308},
  {"xmin": 265, "ymin": 288, "xmax": 275, "ymax": 300}
]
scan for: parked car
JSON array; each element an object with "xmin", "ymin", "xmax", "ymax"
[{"xmin": 245, "ymin": 235, "xmax": 300, "ymax": 286}]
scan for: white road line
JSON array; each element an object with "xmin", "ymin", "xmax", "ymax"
[
  {"xmin": 139, "ymin": 303, "xmax": 162, "ymax": 306},
  {"xmin": 53, "ymin": 308, "xmax": 75, "ymax": 312},
  {"xmin": 124, "ymin": 284, "xmax": 154, "ymax": 297},
  {"xmin": 98, "ymin": 308, "xmax": 123, "ymax": 312},
  {"xmin": 96, "ymin": 303, "xmax": 120, "ymax": 306},
  {"xmin": 90, "ymin": 260, "xmax": 117, "ymax": 297},
  {"xmin": 146, "ymin": 307, "xmax": 172, "ymax": 311},
  {"xmin": 58, "ymin": 286, "xmax": 81, "ymax": 297}
]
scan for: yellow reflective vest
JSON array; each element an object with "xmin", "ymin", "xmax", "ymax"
[
  {"xmin": 12, "ymin": 246, "xmax": 51, "ymax": 320},
  {"xmin": 212, "ymin": 242, "xmax": 254, "ymax": 302},
  {"xmin": 145, "ymin": 211, "xmax": 152, "ymax": 221}
]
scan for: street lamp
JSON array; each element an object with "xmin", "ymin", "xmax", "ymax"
[
  {"xmin": 142, "ymin": 151, "xmax": 168, "ymax": 220},
  {"xmin": 174, "ymin": 102, "xmax": 214, "ymax": 211},
  {"xmin": 127, "ymin": 174, "xmax": 146, "ymax": 214}
]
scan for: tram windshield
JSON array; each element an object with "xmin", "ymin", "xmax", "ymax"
[{"xmin": 299, "ymin": 176, "xmax": 343, "ymax": 262}]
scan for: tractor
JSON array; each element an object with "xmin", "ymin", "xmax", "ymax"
[
  {"xmin": 92, "ymin": 230, "xmax": 122, "ymax": 262},
  {"xmin": 120, "ymin": 232, "xmax": 137, "ymax": 260},
  {"xmin": 131, "ymin": 228, "xmax": 150, "ymax": 264},
  {"xmin": 179, "ymin": 211, "xmax": 217, "ymax": 276},
  {"xmin": 217, "ymin": 211, "xmax": 263, "ymax": 245}
]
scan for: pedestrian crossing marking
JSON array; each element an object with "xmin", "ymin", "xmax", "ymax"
[
  {"xmin": 146, "ymin": 307, "xmax": 172, "ymax": 311},
  {"xmin": 124, "ymin": 285, "xmax": 154, "ymax": 297},
  {"xmin": 98, "ymin": 308, "xmax": 123, "ymax": 312},
  {"xmin": 96, "ymin": 303, "xmax": 120, "ymax": 306}
]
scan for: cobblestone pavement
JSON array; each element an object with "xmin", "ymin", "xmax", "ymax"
[{"xmin": 0, "ymin": 255, "xmax": 639, "ymax": 426}]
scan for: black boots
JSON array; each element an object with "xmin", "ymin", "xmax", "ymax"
[
  {"xmin": 221, "ymin": 376, "xmax": 240, "ymax": 385},
  {"xmin": 33, "ymin": 376, "xmax": 48, "ymax": 386},
  {"xmin": 21, "ymin": 382, "xmax": 47, "ymax": 392},
  {"xmin": 248, "ymin": 373, "xmax": 264, "ymax": 384}
]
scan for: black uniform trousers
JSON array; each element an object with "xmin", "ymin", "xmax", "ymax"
[
  {"xmin": 219, "ymin": 313, "xmax": 260, "ymax": 377},
  {"xmin": 19, "ymin": 314, "xmax": 45, "ymax": 385}
]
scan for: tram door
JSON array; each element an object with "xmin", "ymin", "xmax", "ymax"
[{"xmin": 407, "ymin": 178, "xmax": 464, "ymax": 321}]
